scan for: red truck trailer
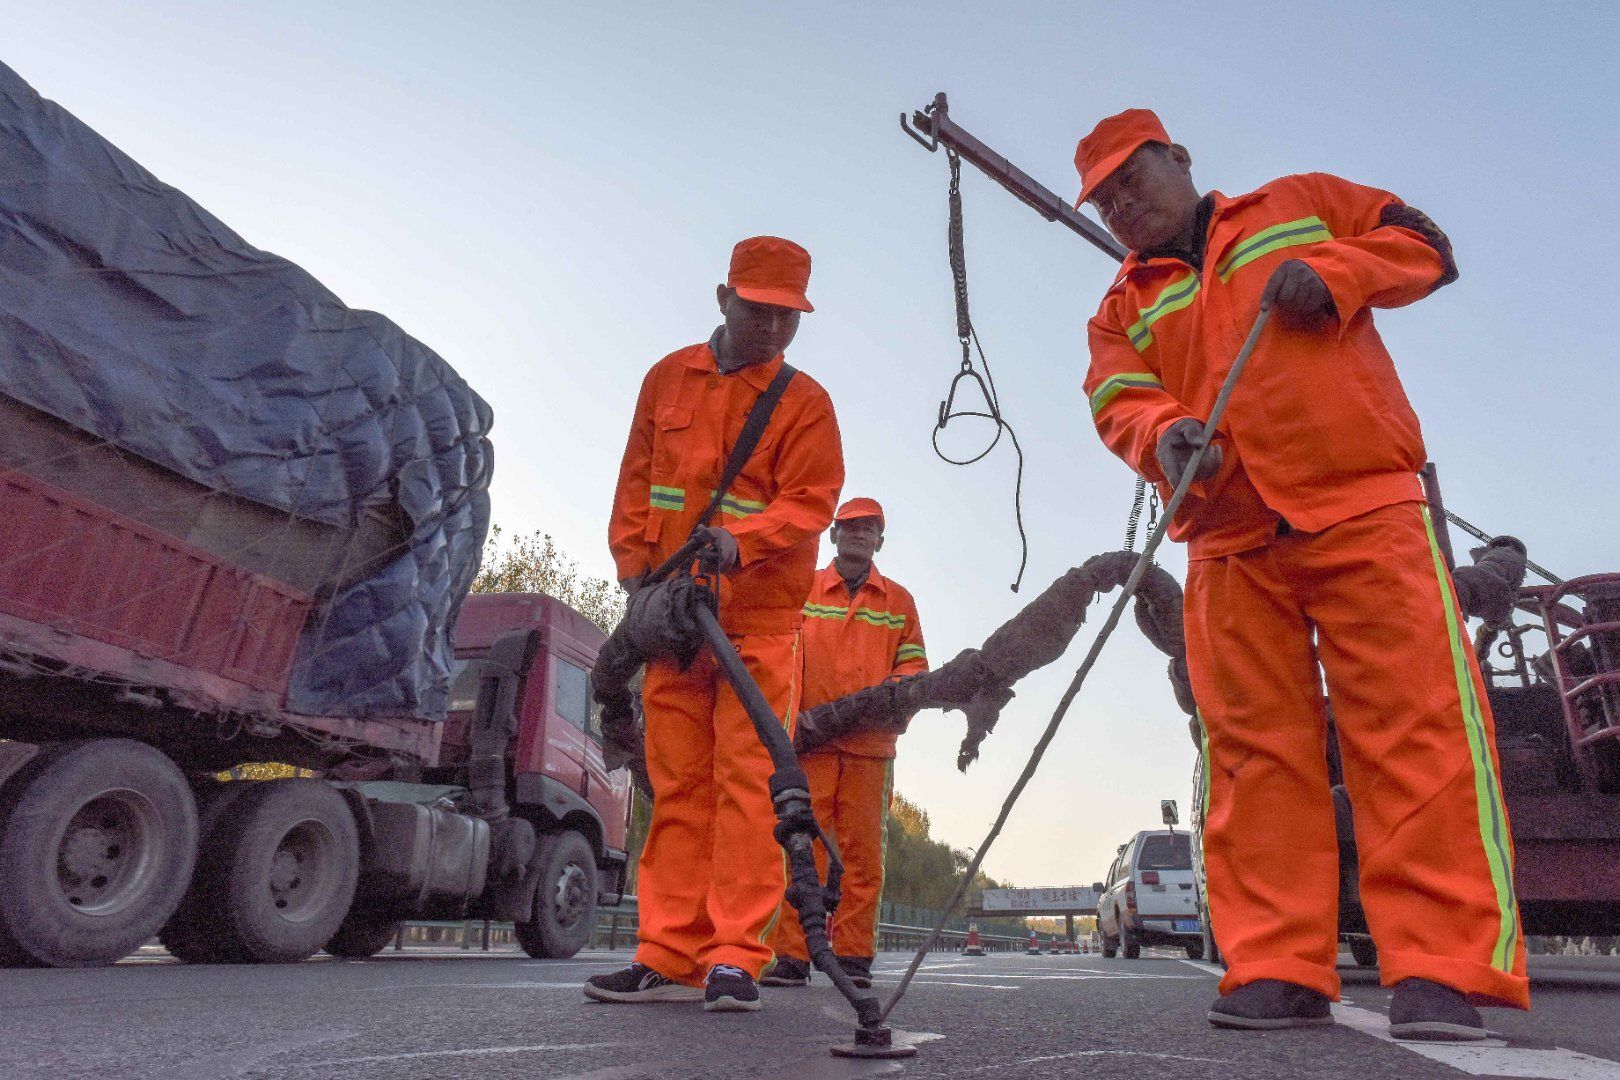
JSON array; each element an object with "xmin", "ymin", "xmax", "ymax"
[{"xmin": 0, "ymin": 466, "xmax": 629, "ymax": 967}]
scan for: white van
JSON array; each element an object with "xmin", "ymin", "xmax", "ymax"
[{"xmin": 1095, "ymin": 829, "xmax": 1202, "ymax": 959}]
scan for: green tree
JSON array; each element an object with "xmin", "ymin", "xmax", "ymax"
[
  {"xmin": 883, "ymin": 791, "xmax": 1025, "ymax": 934},
  {"xmin": 471, "ymin": 527, "xmax": 626, "ymax": 634}
]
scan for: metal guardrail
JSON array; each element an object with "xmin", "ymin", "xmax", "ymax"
[{"xmin": 393, "ymin": 897, "xmax": 1038, "ymax": 955}]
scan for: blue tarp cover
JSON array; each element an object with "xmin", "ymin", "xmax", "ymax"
[{"xmin": 0, "ymin": 62, "xmax": 493, "ymax": 720}]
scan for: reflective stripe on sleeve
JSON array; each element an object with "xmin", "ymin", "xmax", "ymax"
[
  {"xmin": 895, "ymin": 643, "xmax": 927, "ymax": 663},
  {"xmin": 1089, "ymin": 372, "xmax": 1166, "ymax": 417},
  {"xmin": 710, "ymin": 489, "xmax": 767, "ymax": 519}
]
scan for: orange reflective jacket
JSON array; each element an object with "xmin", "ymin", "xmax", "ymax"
[
  {"xmin": 800, "ymin": 562, "xmax": 927, "ymax": 758},
  {"xmin": 1085, "ymin": 173, "xmax": 1447, "ymax": 559},
  {"xmin": 610, "ymin": 341, "xmax": 844, "ymax": 635}
]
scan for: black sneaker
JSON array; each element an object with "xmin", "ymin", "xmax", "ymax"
[
  {"xmin": 583, "ymin": 962, "xmax": 702, "ymax": 1004},
  {"xmin": 759, "ymin": 957, "xmax": 810, "ymax": 987},
  {"xmin": 838, "ymin": 955, "xmax": 874, "ymax": 989},
  {"xmin": 1207, "ymin": 979, "xmax": 1334, "ymax": 1030},
  {"xmin": 1388, "ymin": 978, "xmax": 1488, "ymax": 1041},
  {"xmin": 704, "ymin": 964, "xmax": 761, "ymax": 1012}
]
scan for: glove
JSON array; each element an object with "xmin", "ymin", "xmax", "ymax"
[
  {"xmin": 1155, "ymin": 418, "xmax": 1222, "ymax": 490},
  {"xmin": 1261, "ymin": 259, "xmax": 1335, "ymax": 329},
  {"xmin": 696, "ymin": 525, "xmax": 741, "ymax": 573}
]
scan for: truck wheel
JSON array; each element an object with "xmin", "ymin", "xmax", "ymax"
[
  {"xmin": 515, "ymin": 830, "xmax": 597, "ymax": 959},
  {"xmin": 1101, "ymin": 935, "xmax": 1118, "ymax": 959},
  {"xmin": 325, "ymin": 909, "xmax": 403, "ymax": 959},
  {"xmin": 1349, "ymin": 936, "xmax": 1379, "ymax": 969},
  {"xmin": 1122, "ymin": 929, "xmax": 1141, "ymax": 960},
  {"xmin": 0, "ymin": 739, "xmax": 198, "ymax": 967},
  {"xmin": 1184, "ymin": 939, "xmax": 1205, "ymax": 961},
  {"xmin": 183, "ymin": 780, "xmax": 360, "ymax": 964},
  {"xmin": 160, "ymin": 781, "xmax": 260, "ymax": 964}
]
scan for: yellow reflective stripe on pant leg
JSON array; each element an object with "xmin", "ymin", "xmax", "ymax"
[
  {"xmin": 872, "ymin": 758, "xmax": 894, "ymax": 957},
  {"xmin": 1421, "ymin": 506, "xmax": 1518, "ymax": 971}
]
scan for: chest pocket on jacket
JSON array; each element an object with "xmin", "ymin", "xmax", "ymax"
[{"xmin": 652, "ymin": 404, "xmax": 693, "ymax": 476}]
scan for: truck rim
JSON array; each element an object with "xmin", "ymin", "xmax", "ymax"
[
  {"xmin": 267, "ymin": 818, "xmax": 339, "ymax": 923},
  {"xmin": 553, "ymin": 862, "xmax": 589, "ymax": 928},
  {"xmin": 56, "ymin": 788, "xmax": 163, "ymax": 917}
]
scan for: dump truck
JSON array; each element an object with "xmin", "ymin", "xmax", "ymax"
[{"xmin": 0, "ymin": 62, "xmax": 628, "ymax": 968}]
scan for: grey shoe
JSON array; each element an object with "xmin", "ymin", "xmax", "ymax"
[
  {"xmin": 704, "ymin": 964, "xmax": 762, "ymax": 1012},
  {"xmin": 759, "ymin": 957, "xmax": 810, "ymax": 987},
  {"xmin": 1388, "ymin": 978, "xmax": 1488, "ymax": 1041},
  {"xmin": 1208, "ymin": 979, "xmax": 1334, "ymax": 1030},
  {"xmin": 583, "ymin": 962, "xmax": 702, "ymax": 1004}
]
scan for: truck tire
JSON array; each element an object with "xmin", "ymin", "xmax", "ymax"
[
  {"xmin": 515, "ymin": 830, "xmax": 597, "ymax": 959},
  {"xmin": 1349, "ymin": 935, "xmax": 1379, "ymax": 969},
  {"xmin": 325, "ymin": 909, "xmax": 403, "ymax": 959},
  {"xmin": 1101, "ymin": 935, "xmax": 1118, "ymax": 959},
  {"xmin": 1184, "ymin": 939, "xmax": 1205, "ymax": 961},
  {"xmin": 0, "ymin": 739, "xmax": 198, "ymax": 967},
  {"xmin": 176, "ymin": 780, "xmax": 360, "ymax": 964},
  {"xmin": 159, "ymin": 781, "xmax": 262, "ymax": 964},
  {"xmin": 1122, "ymin": 929, "xmax": 1141, "ymax": 960}
]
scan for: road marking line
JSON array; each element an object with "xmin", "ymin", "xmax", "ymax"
[
  {"xmin": 953, "ymin": 1048, "xmax": 1223, "ymax": 1073},
  {"xmin": 1178, "ymin": 959, "xmax": 1224, "ymax": 976},
  {"xmin": 1333, "ymin": 1003, "xmax": 1620, "ymax": 1079},
  {"xmin": 872, "ymin": 979, "xmax": 1020, "ymax": 990},
  {"xmin": 311, "ymin": 1041, "xmax": 626, "ymax": 1065}
]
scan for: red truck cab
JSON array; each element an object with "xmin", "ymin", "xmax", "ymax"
[{"xmin": 435, "ymin": 593, "xmax": 633, "ymax": 956}]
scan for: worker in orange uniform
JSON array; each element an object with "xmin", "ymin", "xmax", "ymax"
[
  {"xmin": 759, "ymin": 497, "xmax": 927, "ymax": 990},
  {"xmin": 588, "ymin": 236, "xmax": 844, "ymax": 1012},
  {"xmin": 1076, "ymin": 110, "xmax": 1526, "ymax": 1038}
]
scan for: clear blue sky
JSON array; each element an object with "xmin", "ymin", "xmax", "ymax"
[{"xmin": 10, "ymin": 1, "xmax": 1616, "ymax": 888}]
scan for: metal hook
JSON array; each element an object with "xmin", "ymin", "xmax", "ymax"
[{"xmin": 899, "ymin": 109, "xmax": 938, "ymax": 152}]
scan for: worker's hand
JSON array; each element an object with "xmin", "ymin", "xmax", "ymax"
[
  {"xmin": 1261, "ymin": 259, "xmax": 1335, "ymax": 329},
  {"xmin": 696, "ymin": 525, "xmax": 741, "ymax": 574},
  {"xmin": 1155, "ymin": 418, "xmax": 1222, "ymax": 490}
]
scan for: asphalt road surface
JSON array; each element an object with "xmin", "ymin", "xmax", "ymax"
[{"xmin": 4, "ymin": 947, "xmax": 1620, "ymax": 1079}]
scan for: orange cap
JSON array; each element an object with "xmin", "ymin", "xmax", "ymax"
[
  {"xmin": 834, "ymin": 497, "xmax": 884, "ymax": 526},
  {"xmin": 1073, "ymin": 108, "xmax": 1172, "ymax": 208},
  {"xmin": 728, "ymin": 236, "xmax": 814, "ymax": 313}
]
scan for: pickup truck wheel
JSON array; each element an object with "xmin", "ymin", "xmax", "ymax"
[
  {"xmin": 1101, "ymin": 935, "xmax": 1118, "ymax": 959},
  {"xmin": 0, "ymin": 740, "xmax": 198, "ymax": 967},
  {"xmin": 325, "ymin": 909, "xmax": 403, "ymax": 959},
  {"xmin": 515, "ymin": 830, "xmax": 597, "ymax": 959},
  {"xmin": 185, "ymin": 780, "xmax": 360, "ymax": 964},
  {"xmin": 1349, "ymin": 936, "xmax": 1379, "ymax": 969},
  {"xmin": 1122, "ymin": 929, "xmax": 1141, "ymax": 960},
  {"xmin": 1184, "ymin": 939, "xmax": 1205, "ymax": 961}
]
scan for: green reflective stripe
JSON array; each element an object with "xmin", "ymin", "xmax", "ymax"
[
  {"xmin": 896, "ymin": 643, "xmax": 927, "ymax": 662},
  {"xmin": 1089, "ymin": 372, "xmax": 1165, "ymax": 417},
  {"xmin": 710, "ymin": 489, "xmax": 767, "ymax": 519},
  {"xmin": 854, "ymin": 608, "xmax": 906, "ymax": 629},
  {"xmin": 1197, "ymin": 712, "xmax": 1211, "ymax": 819},
  {"xmin": 803, "ymin": 603, "xmax": 848, "ymax": 620},
  {"xmin": 873, "ymin": 759, "xmax": 895, "ymax": 954},
  {"xmin": 1126, "ymin": 271, "xmax": 1201, "ymax": 352},
  {"xmin": 649, "ymin": 485, "xmax": 685, "ymax": 511},
  {"xmin": 1216, "ymin": 216, "xmax": 1332, "ymax": 282},
  {"xmin": 1421, "ymin": 506, "xmax": 1519, "ymax": 971}
]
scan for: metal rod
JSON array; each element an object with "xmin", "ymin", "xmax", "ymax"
[
  {"xmin": 904, "ymin": 92, "xmax": 1128, "ymax": 263},
  {"xmin": 1419, "ymin": 462, "xmax": 1457, "ymax": 572},
  {"xmin": 1442, "ymin": 507, "xmax": 1564, "ymax": 586}
]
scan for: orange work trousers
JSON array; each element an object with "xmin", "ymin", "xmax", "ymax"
[
  {"xmin": 768, "ymin": 748, "xmax": 894, "ymax": 962},
  {"xmin": 1185, "ymin": 502, "xmax": 1528, "ymax": 1008},
  {"xmin": 635, "ymin": 631, "xmax": 799, "ymax": 983}
]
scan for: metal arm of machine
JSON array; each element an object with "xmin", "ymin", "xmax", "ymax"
[{"xmin": 901, "ymin": 92, "xmax": 1129, "ymax": 264}]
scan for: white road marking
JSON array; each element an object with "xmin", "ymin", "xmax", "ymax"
[
  {"xmin": 364, "ymin": 980, "xmax": 586, "ymax": 992},
  {"xmin": 872, "ymin": 979, "xmax": 1021, "ymax": 990},
  {"xmin": 1175, "ymin": 957, "xmax": 1620, "ymax": 1078},
  {"xmin": 1178, "ymin": 958, "xmax": 1225, "ymax": 976},
  {"xmin": 1333, "ymin": 1003, "xmax": 1620, "ymax": 1079},
  {"xmin": 311, "ymin": 1041, "xmax": 626, "ymax": 1065}
]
